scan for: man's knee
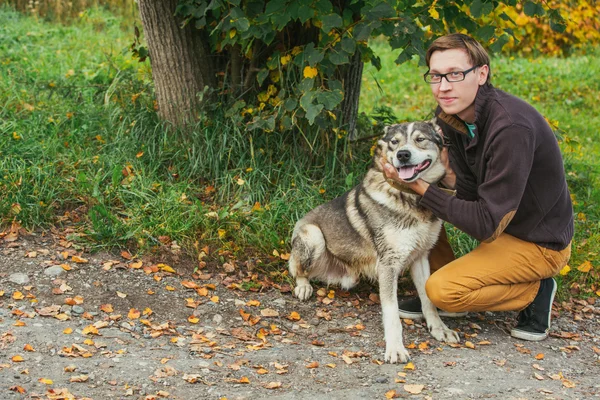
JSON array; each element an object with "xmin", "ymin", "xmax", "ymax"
[{"xmin": 425, "ymin": 273, "xmax": 464, "ymax": 312}]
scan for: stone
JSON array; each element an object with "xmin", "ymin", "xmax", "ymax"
[
  {"xmin": 44, "ymin": 265, "xmax": 65, "ymax": 277},
  {"xmin": 8, "ymin": 273, "xmax": 29, "ymax": 285}
]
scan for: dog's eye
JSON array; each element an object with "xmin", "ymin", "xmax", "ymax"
[
  {"xmin": 415, "ymin": 137, "xmax": 426, "ymax": 143},
  {"xmin": 390, "ymin": 139, "xmax": 399, "ymax": 145}
]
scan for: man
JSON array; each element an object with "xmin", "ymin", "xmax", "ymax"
[{"xmin": 383, "ymin": 33, "xmax": 573, "ymax": 341}]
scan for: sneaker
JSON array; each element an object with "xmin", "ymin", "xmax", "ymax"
[
  {"xmin": 398, "ymin": 297, "xmax": 468, "ymax": 319},
  {"xmin": 510, "ymin": 277, "xmax": 557, "ymax": 341}
]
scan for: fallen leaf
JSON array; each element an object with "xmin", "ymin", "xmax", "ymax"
[
  {"xmin": 404, "ymin": 362, "xmax": 415, "ymax": 370},
  {"xmin": 157, "ymin": 263, "xmax": 176, "ymax": 274},
  {"xmin": 23, "ymin": 344, "xmax": 35, "ymax": 352},
  {"xmin": 39, "ymin": 378, "xmax": 53, "ymax": 385},
  {"xmin": 535, "ymin": 353, "xmax": 545, "ymax": 360},
  {"xmin": 263, "ymin": 381, "xmax": 282, "ymax": 389},
  {"xmin": 12, "ymin": 355, "xmax": 24, "ymax": 362},
  {"xmin": 577, "ymin": 260, "xmax": 592, "ymax": 273},
  {"xmin": 287, "ymin": 311, "xmax": 301, "ymax": 321},
  {"xmin": 116, "ymin": 291, "xmax": 127, "ymax": 298},
  {"xmin": 305, "ymin": 361, "xmax": 319, "ymax": 369},
  {"xmin": 188, "ymin": 316, "xmax": 200, "ymax": 324},
  {"xmin": 128, "ymin": 308, "xmax": 141, "ymax": 319},
  {"xmin": 69, "ymin": 375, "xmax": 89, "ymax": 383},
  {"xmin": 9, "ymin": 386, "xmax": 26, "ymax": 394},
  {"xmin": 465, "ymin": 341, "xmax": 476, "ymax": 349},
  {"xmin": 385, "ymin": 389, "xmax": 399, "ymax": 399},
  {"xmin": 12, "ymin": 291, "xmax": 24, "ymax": 300},
  {"xmin": 260, "ymin": 308, "xmax": 279, "ymax": 317},
  {"xmin": 71, "ymin": 255, "xmax": 88, "ymax": 263},
  {"xmin": 246, "ymin": 300, "xmax": 261, "ymax": 307},
  {"xmin": 534, "ymin": 372, "xmax": 545, "ymax": 380},
  {"xmin": 404, "ymin": 384, "xmax": 424, "ymax": 394},
  {"xmin": 63, "ymin": 328, "xmax": 73, "ymax": 334},
  {"xmin": 100, "ymin": 304, "xmax": 113, "ymax": 313}
]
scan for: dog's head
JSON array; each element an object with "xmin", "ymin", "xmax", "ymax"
[{"xmin": 376, "ymin": 119, "xmax": 446, "ymax": 184}]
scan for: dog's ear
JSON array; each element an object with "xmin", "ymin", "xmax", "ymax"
[{"xmin": 427, "ymin": 118, "xmax": 445, "ymax": 148}]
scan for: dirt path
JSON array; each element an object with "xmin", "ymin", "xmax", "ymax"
[{"xmin": 1, "ymin": 232, "xmax": 599, "ymax": 399}]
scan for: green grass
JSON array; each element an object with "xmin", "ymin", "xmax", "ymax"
[{"xmin": 1, "ymin": 6, "xmax": 598, "ymax": 300}]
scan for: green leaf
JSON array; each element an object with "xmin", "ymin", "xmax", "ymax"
[
  {"xmin": 304, "ymin": 43, "xmax": 324, "ymax": 66},
  {"xmin": 304, "ymin": 103, "xmax": 324, "ymax": 125},
  {"xmin": 489, "ymin": 34, "xmax": 509, "ymax": 54},
  {"xmin": 365, "ymin": 2, "xmax": 396, "ymax": 20},
  {"xmin": 320, "ymin": 14, "xmax": 343, "ymax": 32},
  {"xmin": 317, "ymin": 89, "xmax": 344, "ymax": 110},
  {"xmin": 328, "ymin": 51, "xmax": 349, "ymax": 65},
  {"xmin": 523, "ymin": 1, "xmax": 544, "ymax": 17},
  {"xmin": 470, "ymin": 0, "xmax": 484, "ymax": 18},
  {"xmin": 257, "ymin": 69, "xmax": 269, "ymax": 86},
  {"xmin": 341, "ymin": 37, "xmax": 356, "ymax": 54},
  {"xmin": 476, "ymin": 25, "xmax": 495, "ymax": 42},
  {"xmin": 284, "ymin": 98, "xmax": 298, "ymax": 111}
]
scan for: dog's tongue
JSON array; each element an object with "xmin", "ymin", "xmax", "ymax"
[{"xmin": 398, "ymin": 166, "xmax": 417, "ymax": 180}]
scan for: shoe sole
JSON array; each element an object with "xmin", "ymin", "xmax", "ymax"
[
  {"xmin": 510, "ymin": 278, "xmax": 557, "ymax": 342},
  {"xmin": 398, "ymin": 310, "xmax": 468, "ymax": 320}
]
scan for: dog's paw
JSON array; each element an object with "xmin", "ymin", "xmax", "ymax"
[
  {"xmin": 294, "ymin": 284, "xmax": 313, "ymax": 301},
  {"xmin": 384, "ymin": 343, "xmax": 410, "ymax": 364},
  {"xmin": 430, "ymin": 325, "xmax": 460, "ymax": 343}
]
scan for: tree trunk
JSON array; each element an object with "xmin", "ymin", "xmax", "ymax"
[
  {"xmin": 341, "ymin": 50, "xmax": 364, "ymax": 140},
  {"xmin": 137, "ymin": 0, "xmax": 216, "ymax": 125}
]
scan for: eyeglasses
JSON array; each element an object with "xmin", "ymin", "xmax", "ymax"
[{"xmin": 423, "ymin": 65, "xmax": 479, "ymax": 84}]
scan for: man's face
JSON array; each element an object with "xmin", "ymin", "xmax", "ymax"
[{"xmin": 428, "ymin": 49, "xmax": 489, "ymax": 123}]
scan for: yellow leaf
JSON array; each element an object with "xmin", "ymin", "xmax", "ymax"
[
  {"xmin": 188, "ymin": 316, "xmax": 199, "ymax": 324},
  {"xmin": 559, "ymin": 265, "xmax": 571, "ymax": 276},
  {"xmin": 14, "ymin": 320, "xmax": 26, "ymax": 327},
  {"xmin": 238, "ymin": 376, "xmax": 250, "ymax": 384},
  {"xmin": 535, "ymin": 353, "xmax": 544, "ymax": 360},
  {"xmin": 128, "ymin": 308, "xmax": 141, "ymax": 319},
  {"xmin": 82, "ymin": 325, "xmax": 99, "ymax": 335},
  {"xmin": 71, "ymin": 255, "xmax": 88, "ymax": 263},
  {"xmin": 100, "ymin": 304, "xmax": 113, "ymax": 313},
  {"xmin": 12, "ymin": 355, "xmax": 24, "ymax": 362},
  {"xmin": 165, "ymin": 285, "xmax": 176, "ymax": 291},
  {"xmin": 246, "ymin": 300, "xmax": 261, "ymax": 307},
  {"xmin": 465, "ymin": 341, "xmax": 476, "ymax": 349},
  {"xmin": 303, "ymin": 66, "xmax": 318, "ymax": 79},
  {"xmin": 281, "ymin": 55, "xmax": 292, "ymax": 66},
  {"xmin": 63, "ymin": 328, "xmax": 73, "ymax": 334},
  {"xmin": 428, "ymin": 3, "xmax": 439, "ymax": 19},
  {"xmin": 577, "ymin": 261, "xmax": 592, "ymax": 273},
  {"xmin": 403, "ymin": 362, "xmax": 415, "ymax": 370},
  {"xmin": 157, "ymin": 263, "xmax": 176, "ymax": 273},
  {"xmin": 305, "ymin": 361, "xmax": 319, "ymax": 369},
  {"xmin": 210, "ymin": 296, "xmax": 219, "ymax": 303},
  {"xmin": 404, "ymin": 384, "xmax": 425, "ymax": 394},
  {"xmin": 38, "ymin": 378, "xmax": 53, "ymax": 385},
  {"xmin": 218, "ymin": 229, "xmax": 227, "ymax": 239},
  {"xmin": 229, "ymin": 29, "xmax": 236, "ymax": 38},
  {"xmin": 288, "ymin": 311, "xmax": 301, "ymax": 321},
  {"xmin": 23, "ymin": 344, "xmax": 35, "ymax": 352},
  {"xmin": 12, "ymin": 291, "xmax": 24, "ymax": 300},
  {"xmin": 385, "ymin": 389, "xmax": 398, "ymax": 399}
]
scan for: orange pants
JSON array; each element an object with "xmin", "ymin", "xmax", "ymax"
[{"xmin": 426, "ymin": 229, "xmax": 571, "ymax": 312}]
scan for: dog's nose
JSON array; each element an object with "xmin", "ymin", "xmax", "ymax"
[{"xmin": 396, "ymin": 150, "xmax": 411, "ymax": 162}]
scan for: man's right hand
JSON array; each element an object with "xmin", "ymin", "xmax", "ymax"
[{"xmin": 440, "ymin": 147, "xmax": 456, "ymax": 189}]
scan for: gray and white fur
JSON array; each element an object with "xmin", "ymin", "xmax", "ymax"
[{"xmin": 288, "ymin": 119, "xmax": 460, "ymax": 363}]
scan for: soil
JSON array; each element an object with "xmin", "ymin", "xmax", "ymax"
[{"xmin": 1, "ymin": 231, "xmax": 599, "ymax": 400}]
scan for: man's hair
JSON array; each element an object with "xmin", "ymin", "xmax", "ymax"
[{"xmin": 425, "ymin": 33, "xmax": 491, "ymax": 84}]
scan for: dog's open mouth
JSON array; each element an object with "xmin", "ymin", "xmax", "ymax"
[{"xmin": 397, "ymin": 159, "xmax": 431, "ymax": 181}]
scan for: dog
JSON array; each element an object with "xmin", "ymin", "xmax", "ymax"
[{"xmin": 288, "ymin": 119, "xmax": 460, "ymax": 363}]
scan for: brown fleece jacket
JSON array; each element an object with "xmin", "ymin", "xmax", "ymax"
[{"xmin": 420, "ymin": 84, "xmax": 573, "ymax": 251}]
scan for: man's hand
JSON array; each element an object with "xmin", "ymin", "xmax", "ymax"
[
  {"xmin": 381, "ymin": 160, "xmax": 430, "ymax": 196},
  {"xmin": 440, "ymin": 147, "xmax": 456, "ymax": 189}
]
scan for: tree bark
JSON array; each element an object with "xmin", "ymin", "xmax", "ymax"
[
  {"xmin": 137, "ymin": 0, "xmax": 216, "ymax": 125},
  {"xmin": 341, "ymin": 50, "xmax": 364, "ymax": 140}
]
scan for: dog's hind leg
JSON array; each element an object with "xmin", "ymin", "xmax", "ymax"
[
  {"xmin": 289, "ymin": 224, "xmax": 326, "ymax": 301},
  {"xmin": 411, "ymin": 255, "xmax": 459, "ymax": 343}
]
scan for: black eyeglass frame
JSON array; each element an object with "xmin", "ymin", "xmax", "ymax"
[{"xmin": 423, "ymin": 65, "xmax": 480, "ymax": 84}]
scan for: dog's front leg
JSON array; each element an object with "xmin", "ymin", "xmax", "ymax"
[
  {"xmin": 378, "ymin": 260, "xmax": 410, "ymax": 363},
  {"xmin": 411, "ymin": 255, "xmax": 459, "ymax": 343}
]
